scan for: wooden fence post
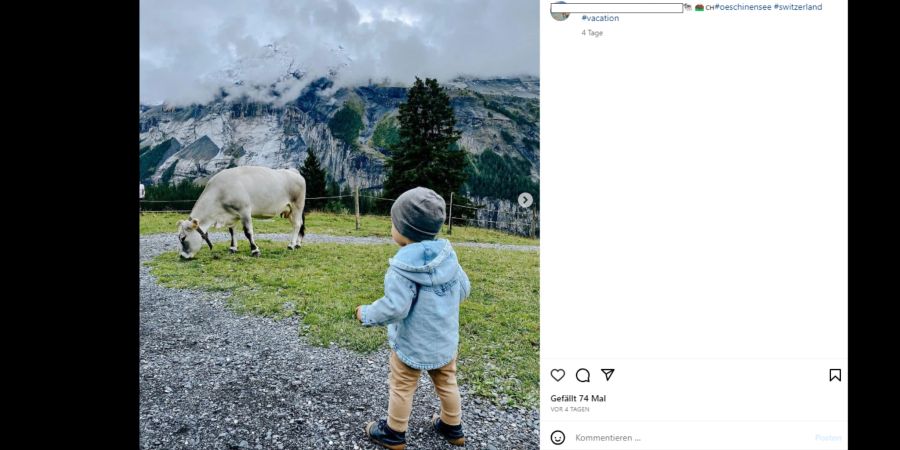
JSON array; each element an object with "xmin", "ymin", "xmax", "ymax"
[
  {"xmin": 448, "ymin": 192, "xmax": 453, "ymax": 235},
  {"xmin": 529, "ymin": 208, "xmax": 536, "ymax": 239},
  {"xmin": 354, "ymin": 184, "xmax": 360, "ymax": 231}
]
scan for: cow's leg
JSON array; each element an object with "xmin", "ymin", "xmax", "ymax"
[
  {"xmin": 288, "ymin": 198, "xmax": 306, "ymax": 250},
  {"xmin": 228, "ymin": 227, "xmax": 238, "ymax": 253},
  {"xmin": 242, "ymin": 216, "xmax": 260, "ymax": 257}
]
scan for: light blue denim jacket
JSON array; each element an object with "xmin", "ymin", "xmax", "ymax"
[{"xmin": 360, "ymin": 239, "xmax": 471, "ymax": 370}]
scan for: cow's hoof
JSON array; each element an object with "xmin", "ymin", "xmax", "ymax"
[
  {"xmin": 229, "ymin": 247, "xmax": 237, "ymax": 254},
  {"xmin": 288, "ymin": 245, "xmax": 299, "ymax": 250},
  {"xmin": 251, "ymin": 250, "xmax": 261, "ymax": 257}
]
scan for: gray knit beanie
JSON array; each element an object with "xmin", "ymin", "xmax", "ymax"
[{"xmin": 390, "ymin": 187, "xmax": 446, "ymax": 242}]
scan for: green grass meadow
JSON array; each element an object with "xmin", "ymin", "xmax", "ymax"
[{"xmin": 143, "ymin": 213, "xmax": 539, "ymax": 407}]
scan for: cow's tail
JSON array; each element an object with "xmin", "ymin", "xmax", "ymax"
[{"xmin": 300, "ymin": 209, "xmax": 306, "ymax": 238}]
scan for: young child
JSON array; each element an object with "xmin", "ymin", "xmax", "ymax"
[{"xmin": 356, "ymin": 187, "xmax": 471, "ymax": 449}]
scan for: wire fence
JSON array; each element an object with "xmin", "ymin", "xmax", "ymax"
[{"xmin": 141, "ymin": 191, "xmax": 540, "ymax": 238}]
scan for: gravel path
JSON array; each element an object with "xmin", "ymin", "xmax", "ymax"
[
  {"xmin": 140, "ymin": 234, "xmax": 539, "ymax": 450},
  {"xmin": 252, "ymin": 232, "xmax": 539, "ymax": 252}
]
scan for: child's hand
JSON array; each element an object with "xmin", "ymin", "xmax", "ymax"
[{"xmin": 355, "ymin": 305, "xmax": 363, "ymax": 323}]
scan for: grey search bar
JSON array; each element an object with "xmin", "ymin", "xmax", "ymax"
[{"xmin": 550, "ymin": 3, "xmax": 685, "ymax": 13}]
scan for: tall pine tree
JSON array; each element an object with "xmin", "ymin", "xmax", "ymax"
[
  {"xmin": 384, "ymin": 77, "xmax": 467, "ymax": 204},
  {"xmin": 299, "ymin": 149, "xmax": 327, "ymax": 210}
]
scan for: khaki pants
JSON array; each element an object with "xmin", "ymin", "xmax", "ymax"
[{"xmin": 387, "ymin": 351, "xmax": 462, "ymax": 432}]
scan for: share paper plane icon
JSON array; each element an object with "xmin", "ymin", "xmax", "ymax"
[{"xmin": 601, "ymin": 369, "xmax": 615, "ymax": 381}]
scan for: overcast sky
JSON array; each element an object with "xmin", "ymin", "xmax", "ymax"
[{"xmin": 140, "ymin": 0, "xmax": 538, "ymax": 105}]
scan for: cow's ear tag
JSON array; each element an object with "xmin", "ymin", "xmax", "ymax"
[{"xmin": 191, "ymin": 219, "xmax": 199, "ymax": 229}]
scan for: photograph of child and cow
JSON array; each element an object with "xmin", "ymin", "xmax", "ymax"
[{"xmin": 141, "ymin": 77, "xmax": 540, "ymax": 449}]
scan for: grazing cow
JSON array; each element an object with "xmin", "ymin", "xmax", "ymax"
[{"xmin": 177, "ymin": 166, "xmax": 306, "ymax": 259}]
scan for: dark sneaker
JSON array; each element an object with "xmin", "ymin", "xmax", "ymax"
[
  {"xmin": 431, "ymin": 414, "xmax": 465, "ymax": 446},
  {"xmin": 365, "ymin": 419, "xmax": 407, "ymax": 450}
]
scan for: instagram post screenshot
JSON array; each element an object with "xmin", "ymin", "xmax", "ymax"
[{"xmin": 135, "ymin": 1, "xmax": 846, "ymax": 449}]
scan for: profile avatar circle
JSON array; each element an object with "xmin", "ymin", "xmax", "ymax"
[{"xmin": 551, "ymin": 2, "xmax": 570, "ymax": 21}]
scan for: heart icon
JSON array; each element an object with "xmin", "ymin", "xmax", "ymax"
[{"xmin": 550, "ymin": 369, "xmax": 565, "ymax": 382}]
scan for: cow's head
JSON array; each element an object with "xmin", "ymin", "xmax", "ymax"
[{"xmin": 177, "ymin": 218, "xmax": 212, "ymax": 259}]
